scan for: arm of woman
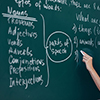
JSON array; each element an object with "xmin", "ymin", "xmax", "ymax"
[{"xmin": 81, "ymin": 51, "xmax": 100, "ymax": 91}]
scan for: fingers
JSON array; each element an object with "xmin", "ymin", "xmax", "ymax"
[
  {"xmin": 80, "ymin": 50, "xmax": 93, "ymax": 63},
  {"xmin": 82, "ymin": 51, "xmax": 90, "ymax": 58},
  {"xmin": 83, "ymin": 56, "xmax": 88, "ymax": 60},
  {"xmin": 80, "ymin": 50, "xmax": 92, "ymax": 58},
  {"xmin": 83, "ymin": 56, "xmax": 88, "ymax": 62},
  {"xmin": 83, "ymin": 55, "xmax": 90, "ymax": 60},
  {"xmin": 82, "ymin": 56, "xmax": 90, "ymax": 63},
  {"xmin": 82, "ymin": 58, "xmax": 87, "ymax": 63}
]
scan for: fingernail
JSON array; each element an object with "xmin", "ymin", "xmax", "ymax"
[{"xmin": 80, "ymin": 50, "xmax": 84, "ymax": 56}]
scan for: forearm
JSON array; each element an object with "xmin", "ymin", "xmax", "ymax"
[
  {"xmin": 81, "ymin": 50, "xmax": 100, "ymax": 91},
  {"xmin": 88, "ymin": 66, "xmax": 100, "ymax": 91}
]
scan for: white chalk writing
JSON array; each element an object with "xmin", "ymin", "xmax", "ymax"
[
  {"xmin": 9, "ymin": 74, "xmax": 43, "ymax": 89},
  {"xmin": 15, "ymin": 0, "xmax": 31, "ymax": 7}
]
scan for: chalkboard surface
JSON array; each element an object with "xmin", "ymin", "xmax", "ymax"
[{"xmin": 0, "ymin": 0, "xmax": 100, "ymax": 100}]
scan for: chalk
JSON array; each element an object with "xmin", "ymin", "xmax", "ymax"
[{"xmin": 80, "ymin": 50, "xmax": 84, "ymax": 56}]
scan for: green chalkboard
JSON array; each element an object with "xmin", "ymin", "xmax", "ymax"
[{"xmin": 0, "ymin": 0, "xmax": 100, "ymax": 100}]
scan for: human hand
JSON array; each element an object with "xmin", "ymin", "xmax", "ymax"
[
  {"xmin": 81, "ymin": 50, "xmax": 93, "ymax": 72},
  {"xmin": 81, "ymin": 50, "xmax": 100, "ymax": 91}
]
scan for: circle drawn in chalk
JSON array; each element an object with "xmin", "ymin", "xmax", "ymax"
[{"xmin": 46, "ymin": 31, "xmax": 73, "ymax": 63}]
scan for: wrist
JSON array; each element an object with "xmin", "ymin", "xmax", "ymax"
[{"xmin": 87, "ymin": 65, "xmax": 94, "ymax": 73}]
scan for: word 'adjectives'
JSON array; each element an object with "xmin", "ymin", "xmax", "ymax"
[{"xmin": 8, "ymin": 26, "xmax": 38, "ymax": 40}]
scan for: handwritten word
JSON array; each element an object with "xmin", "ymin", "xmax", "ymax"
[
  {"xmin": 43, "ymin": 4, "xmax": 54, "ymax": 11},
  {"xmin": 9, "ymin": 65, "xmax": 40, "ymax": 76},
  {"xmin": 45, "ymin": 0, "xmax": 67, "ymax": 5},
  {"xmin": 72, "ymin": 23, "xmax": 92, "ymax": 36},
  {"xmin": 35, "ymin": 0, "xmax": 42, "ymax": 10},
  {"xmin": 76, "ymin": 11, "xmax": 89, "ymax": 22},
  {"xmin": 15, "ymin": 0, "xmax": 31, "ymax": 7},
  {"xmin": 78, "ymin": 24, "xmax": 92, "ymax": 36},
  {"xmin": 7, "ymin": 18, "xmax": 35, "ymax": 29},
  {"xmin": 50, "ymin": 48, "xmax": 67, "ymax": 55},
  {"xmin": 9, "ymin": 55, "xmax": 45, "ymax": 66},
  {"xmin": 70, "ymin": 0, "xmax": 81, "ymax": 8},
  {"xmin": 93, "ymin": 3, "xmax": 100, "ymax": 11},
  {"xmin": 91, "ymin": 18, "xmax": 99, "ymax": 26},
  {"xmin": 44, "ymin": 0, "xmax": 62, "ymax": 12},
  {"xmin": 48, "ymin": 38, "xmax": 63, "ymax": 49},
  {"xmin": 8, "ymin": 26, "xmax": 37, "ymax": 40},
  {"xmin": 9, "ymin": 74, "xmax": 43, "ymax": 89},
  {"xmin": 8, "ymin": 47, "xmax": 33, "ymax": 57},
  {"xmin": 7, "ymin": 6, "xmax": 28, "ymax": 17},
  {"xmin": 7, "ymin": 38, "xmax": 23, "ymax": 47},
  {"xmin": 43, "ymin": 3, "xmax": 61, "ymax": 11},
  {"xmin": 84, "ymin": 4, "xmax": 91, "ymax": 9},
  {"xmin": 79, "ymin": 38, "xmax": 94, "ymax": 47}
]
